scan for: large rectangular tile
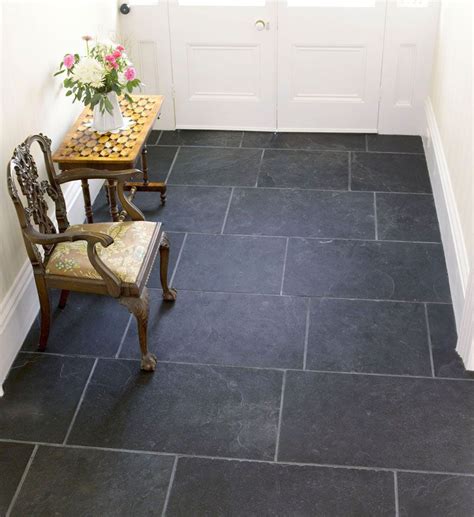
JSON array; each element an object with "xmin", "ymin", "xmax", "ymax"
[
  {"xmin": 130, "ymin": 185, "xmax": 232, "ymax": 233},
  {"xmin": 159, "ymin": 129, "xmax": 242, "ymax": 147},
  {"xmin": 224, "ymin": 188, "xmax": 375, "ymax": 239},
  {"xmin": 11, "ymin": 447, "xmax": 174, "ymax": 517},
  {"xmin": 173, "ymin": 234, "xmax": 287, "ymax": 294},
  {"xmin": 398, "ymin": 472, "xmax": 474, "ymax": 517},
  {"xmin": 0, "ymin": 354, "xmax": 95, "ymax": 443},
  {"xmin": 376, "ymin": 193, "xmax": 440, "ymax": 242},
  {"xmin": 283, "ymin": 238, "xmax": 450, "ymax": 302},
  {"xmin": 307, "ymin": 299, "xmax": 431, "ymax": 376},
  {"xmin": 242, "ymin": 131, "xmax": 365, "ymax": 151},
  {"xmin": 367, "ymin": 134, "xmax": 424, "ymax": 153},
  {"xmin": 120, "ymin": 290, "xmax": 307, "ymax": 369},
  {"xmin": 68, "ymin": 360, "xmax": 282, "ymax": 460},
  {"xmin": 22, "ymin": 291, "xmax": 129, "ymax": 357},
  {"xmin": 0, "ymin": 443, "xmax": 34, "ymax": 515},
  {"xmin": 427, "ymin": 304, "xmax": 474, "ymax": 379},
  {"xmin": 351, "ymin": 152, "xmax": 431, "ymax": 193},
  {"xmin": 278, "ymin": 371, "xmax": 474, "ymax": 472},
  {"xmin": 169, "ymin": 147, "xmax": 261, "ymax": 186},
  {"xmin": 167, "ymin": 457, "xmax": 395, "ymax": 517},
  {"xmin": 258, "ymin": 149, "xmax": 349, "ymax": 189}
]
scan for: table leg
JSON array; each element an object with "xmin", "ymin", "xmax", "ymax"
[
  {"xmin": 81, "ymin": 179, "xmax": 94, "ymax": 224},
  {"xmin": 107, "ymin": 180, "xmax": 120, "ymax": 222},
  {"xmin": 142, "ymin": 145, "xmax": 149, "ymax": 185}
]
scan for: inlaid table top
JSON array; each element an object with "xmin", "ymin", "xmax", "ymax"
[{"xmin": 52, "ymin": 94, "xmax": 164, "ymax": 169}]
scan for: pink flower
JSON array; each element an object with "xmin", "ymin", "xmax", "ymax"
[
  {"xmin": 113, "ymin": 50, "xmax": 122, "ymax": 59},
  {"xmin": 63, "ymin": 54, "xmax": 74, "ymax": 69},
  {"xmin": 124, "ymin": 66, "xmax": 136, "ymax": 81},
  {"xmin": 116, "ymin": 45, "xmax": 125, "ymax": 52},
  {"xmin": 105, "ymin": 54, "xmax": 115, "ymax": 62}
]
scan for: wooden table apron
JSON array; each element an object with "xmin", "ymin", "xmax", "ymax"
[{"xmin": 52, "ymin": 95, "xmax": 165, "ymax": 223}]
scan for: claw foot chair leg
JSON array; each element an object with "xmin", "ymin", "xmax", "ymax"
[
  {"xmin": 159, "ymin": 232, "xmax": 177, "ymax": 301},
  {"xmin": 119, "ymin": 287, "xmax": 157, "ymax": 371}
]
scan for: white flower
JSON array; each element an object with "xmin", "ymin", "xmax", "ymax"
[{"xmin": 72, "ymin": 57, "xmax": 105, "ymax": 88}]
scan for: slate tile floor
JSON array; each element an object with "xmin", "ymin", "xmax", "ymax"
[{"xmin": 1, "ymin": 130, "xmax": 473, "ymax": 516}]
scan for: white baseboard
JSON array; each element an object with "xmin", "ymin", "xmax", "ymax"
[
  {"xmin": 423, "ymin": 98, "xmax": 469, "ymax": 333},
  {"xmin": 0, "ymin": 179, "xmax": 103, "ymax": 393}
]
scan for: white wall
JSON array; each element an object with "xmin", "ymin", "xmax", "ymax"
[
  {"xmin": 423, "ymin": 0, "xmax": 473, "ymax": 367},
  {"xmin": 0, "ymin": 0, "xmax": 118, "ymax": 389}
]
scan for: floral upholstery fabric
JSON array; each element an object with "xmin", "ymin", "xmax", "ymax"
[{"xmin": 46, "ymin": 221, "xmax": 158, "ymax": 284}]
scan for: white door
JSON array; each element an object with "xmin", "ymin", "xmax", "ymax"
[
  {"xmin": 277, "ymin": 0, "xmax": 387, "ymax": 132},
  {"xmin": 168, "ymin": 0, "xmax": 277, "ymax": 130}
]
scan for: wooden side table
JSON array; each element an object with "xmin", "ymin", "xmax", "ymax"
[{"xmin": 52, "ymin": 95, "xmax": 165, "ymax": 223}]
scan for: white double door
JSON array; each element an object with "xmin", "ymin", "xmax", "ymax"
[
  {"xmin": 168, "ymin": 0, "xmax": 387, "ymax": 131},
  {"xmin": 121, "ymin": 0, "xmax": 438, "ymax": 133}
]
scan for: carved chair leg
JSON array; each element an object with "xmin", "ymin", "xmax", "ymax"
[
  {"xmin": 35, "ymin": 278, "xmax": 50, "ymax": 351},
  {"xmin": 119, "ymin": 288, "xmax": 157, "ymax": 371},
  {"xmin": 58, "ymin": 290, "xmax": 70, "ymax": 309},
  {"xmin": 159, "ymin": 232, "xmax": 177, "ymax": 301}
]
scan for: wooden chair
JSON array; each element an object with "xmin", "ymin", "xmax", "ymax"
[{"xmin": 7, "ymin": 134, "xmax": 177, "ymax": 371}]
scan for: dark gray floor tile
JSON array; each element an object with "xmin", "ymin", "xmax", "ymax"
[
  {"xmin": 377, "ymin": 193, "xmax": 440, "ymax": 242},
  {"xmin": 398, "ymin": 472, "xmax": 474, "ymax": 517},
  {"xmin": 68, "ymin": 360, "xmax": 282, "ymax": 460},
  {"xmin": 307, "ymin": 299, "xmax": 431, "ymax": 375},
  {"xmin": 146, "ymin": 130, "xmax": 161, "ymax": 145},
  {"xmin": 167, "ymin": 457, "xmax": 395, "ymax": 517},
  {"xmin": 351, "ymin": 152, "xmax": 431, "ymax": 193},
  {"xmin": 169, "ymin": 147, "xmax": 261, "ymax": 186},
  {"xmin": 120, "ymin": 290, "xmax": 307, "ymax": 369},
  {"xmin": 427, "ymin": 304, "xmax": 474, "ymax": 379},
  {"xmin": 224, "ymin": 188, "xmax": 375, "ymax": 239},
  {"xmin": 159, "ymin": 129, "xmax": 242, "ymax": 147},
  {"xmin": 258, "ymin": 149, "xmax": 349, "ymax": 189},
  {"xmin": 22, "ymin": 292, "xmax": 129, "ymax": 357},
  {"xmin": 0, "ymin": 354, "xmax": 94, "ymax": 442},
  {"xmin": 173, "ymin": 234, "xmax": 286, "ymax": 294},
  {"xmin": 278, "ymin": 371, "xmax": 474, "ymax": 472},
  {"xmin": 0, "ymin": 443, "xmax": 34, "ymax": 515},
  {"xmin": 147, "ymin": 232, "xmax": 185, "ymax": 288},
  {"xmin": 129, "ymin": 186, "xmax": 231, "ymax": 233},
  {"xmin": 242, "ymin": 132, "xmax": 365, "ymax": 151},
  {"xmin": 143, "ymin": 144, "xmax": 178, "ymax": 182},
  {"xmin": 283, "ymin": 238, "xmax": 450, "ymax": 302},
  {"xmin": 11, "ymin": 447, "xmax": 174, "ymax": 517},
  {"xmin": 367, "ymin": 134, "xmax": 424, "ymax": 153}
]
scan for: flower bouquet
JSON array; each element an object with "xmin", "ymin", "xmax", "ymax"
[{"xmin": 55, "ymin": 36, "xmax": 142, "ymax": 133}]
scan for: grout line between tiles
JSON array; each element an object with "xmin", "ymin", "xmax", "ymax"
[
  {"xmin": 155, "ymin": 131, "xmax": 163, "ymax": 145},
  {"xmin": 17, "ymin": 352, "xmax": 471, "ymax": 383},
  {"xmin": 1, "ymin": 439, "xmax": 474, "ymax": 478},
  {"xmin": 303, "ymin": 299, "xmax": 311, "ymax": 370},
  {"xmin": 238, "ymin": 131, "xmax": 244, "ymax": 148},
  {"xmin": 220, "ymin": 188, "xmax": 234, "ymax": 234},
  {"xmin": 374, "ymin": 192, "xmax": 379, "ymax": 240},
  {"xmin": 394, "ymin": 471, "xmax": 400, "ymax": 517},
  {"xmin": 164, "ymin": 146, "xmax": 181, "ymax": 184},
  {"xmin": 62, "ymin": 358, "xmax": 98, "ymax": 445},
  {"xmin": 274, "ymin": 370, "xmax": 287, "ymax": 462},
  {"xmin": 169, "ymin": 233, "xmax": 188, "ymax": 286},
  {"xmin": 279, "ymin": 238, "xmax": 289, "ymax": 295},
  {"xmin": 6, "ymin": 444, "xmax": 38, "ymax": 517},
  {"xmin": 161, "ymin": 456, "xmax": 178, "ymax": 517},
  {"xmin": 365, "ymin": 134, "xmax": 369, "ymax": 152},
  {"xmin": 424, "ymin": 304, "xmax": 436, "ymax": 378},
  {"xmin": 114, "ymin": 315, "xmax": 133, "ymax": 359}
]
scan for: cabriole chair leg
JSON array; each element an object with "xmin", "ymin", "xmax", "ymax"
[
  {"xmin": 36, "ymin": 278, "xmax": 51, "ymax": 351},
  {"xmin": 159, "ymin": 232, "xmax": 177, "ymax": 302},
  {"xmin": 119, "ymin": 287, "xmax": 157, "ymax": 371}
]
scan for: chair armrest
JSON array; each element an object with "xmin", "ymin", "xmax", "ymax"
[
  {"xmin": 28, "ymin": 229, "xmax": 121, "ymax": 297},
  {"xmin": 56, "ymin": 168, "xmax": 141, "ymax": 184}
]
